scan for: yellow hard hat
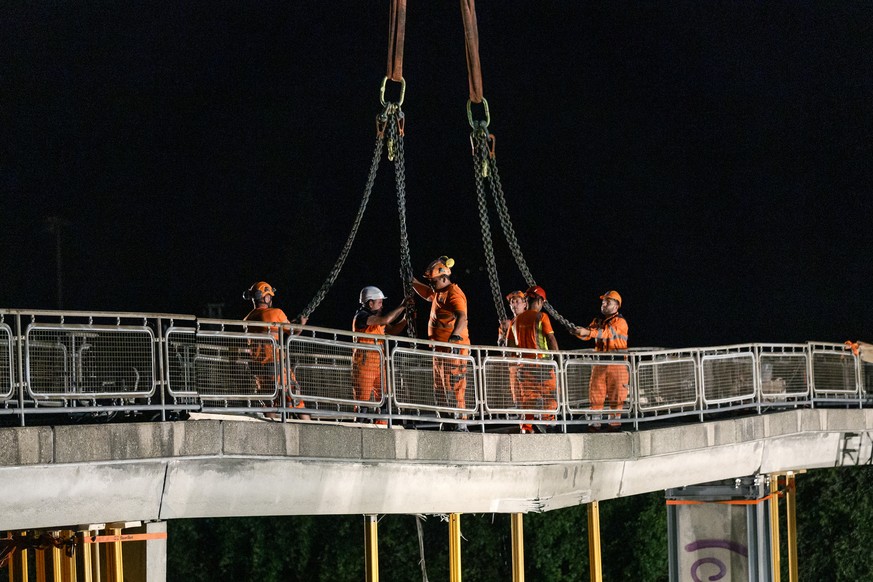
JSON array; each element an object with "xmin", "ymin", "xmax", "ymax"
[
  {"xmin": 599, "ymin": 290, "xmax": 622, "ymax": 307},
  {"xmin": 423, "ymin": 256, "xmax": 454, "ymax": 279}
]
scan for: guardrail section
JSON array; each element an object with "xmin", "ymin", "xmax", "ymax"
[
  {"xmin": 391, "ymin": 344, "xmax": 477, "ymax": 414},
  {"xmin": 757, "ymin": 344, "xmax": 809, "ymax": 401},
  {"xmin": 25, "ymin": 323, "xmax": 155, "ymax": 399},
  {"xmin": 565, "ymin": 352, "xmax": 633, "ymax": 418},
  {"xmin": 0, "ymin": 323, "xmax": 13, "ymax": 401},
  {"xmin": 700, "ymin": 345, "xmax": 756, "ymax": 406},
  {"xmin": 633, "ymin": 349, "xmax": 698, "ymax": 415},
  {"xmin": 481, "ymin": 353, "xmax": 560, "ymax": 416},
  {"xmin": 810, "ymin": 342, "xmax": 859, "ymax": 398}
]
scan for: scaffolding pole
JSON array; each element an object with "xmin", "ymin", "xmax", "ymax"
[
  {"xmin": 511, "ymin": 514, "xmax": 524, "ymax": 582},
  {"xmin": 364, "ymin": 515, "xmax": 379, "ymax": 582},
  {"xmin": 449, "ymin": 513, "xmax": 462, "ymax": 582},
  {"xmin": 785, "ymin": 473, "xmax": 798, "ymax": 582},
  {"xmin": 587, "ymin": 501, "xmax": 603, "ymax": 582}
]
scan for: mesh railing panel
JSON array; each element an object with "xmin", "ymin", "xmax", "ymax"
[
  {"xmin": 287, "ymin": 336, "xmax": 383, "ymax": 408},
  {"xmin": 701, "ymin": 353, "xmax": 756, "ymax": 405},
  {"xmin": 635, "ymin": 356, "xmax": 697, "ymax": 413},
  {"xmin": 191, "ymin": 332, "xmax": 275, "ymax": 400},
  {"xmin": 565, "ymin": 358, "xmax": 633, "ymax": 415},
  {"xmin": 391, "ymin": 347, "xmax": 477, "ymax": 413},
  {"xmin": 0, "ymin": 324, "xmax": 13, "ymax": 400},
  {"xmin": 165, "ymin": 328, "xmax": 197, "ymax": 397},
  {"xmin": 863, "ymin": 361, "xmax": 873, "ymax": 397},
  {"xmin": 812, "ymin": 351, "xmax": 859, "ymax": 396},
  {"xmin": 759, "ymin": 353, "xmax": 809, "ymax": 400},
  {"xmin": 25, "ymin": 325, "xmax": 155, "ymax": 399},
  {"xmin": 482, "ymin": 357, "xmax": 559, "ymax": 415}
]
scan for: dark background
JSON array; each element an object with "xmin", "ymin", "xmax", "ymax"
[{"xmin": 3, "ymin": 2, "xmax": 871, "ymax": 348}]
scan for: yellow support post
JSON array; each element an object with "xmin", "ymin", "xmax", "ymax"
[
  {"xmin": 364, "ymin": 515, "xmax": 379, "ymax": 582},
  {"xmin": 78, "ymin": 532, "xmax": 93, "ymax": 582},
  {"xmin": 449, "ymin": 513, "xmax": 462, "ymax": 582},
  {"xmin": 770, "ymin": 475, "xmax": 781, "ymax": 582},
  {"xmin": 587, "ymin": 501, "xmax": 602, "ymax": 582},
  {"xmin": 35, "ymin": 545, "xmax": 47, "ymax": 582},
  {"xmin": 785, "ymin": 473, "xmax": 798, "ymax": 582},
  {"xmin": 10, "ymin": 531, "xmax": 29, "ymax": 582},
  {"xmin": 510, "ymin": 514, "xmax": 524, "ymax": 582},
  {"xmin": 52, "ymin": 537, "xmax": 65, "ymax": 582},
  {"xmin": 61, "ymin": 530, "xmax": 77, "ymax": 582}
]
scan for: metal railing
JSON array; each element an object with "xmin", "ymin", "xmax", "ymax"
[{"xmin": 0, "ymin": 309, "xmax": 867, "ymax": 430}]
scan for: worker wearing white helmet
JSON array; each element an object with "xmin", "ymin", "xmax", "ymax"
[{"xmin": 352, "ymin": 286, "xmax": 410, "ymax": 412}]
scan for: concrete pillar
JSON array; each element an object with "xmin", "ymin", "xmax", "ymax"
[{"xmin": 667, "ymin": 476, "xmax": 774, "ymax": 582}]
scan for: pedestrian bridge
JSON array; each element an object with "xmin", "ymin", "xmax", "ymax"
[
  {"xmin": 1, "ymin": 409, "xmax": 873, "ymax": 531},
  {"xmin": 0, "ymin": 308, "xmax": 870, "ymax": 532}
]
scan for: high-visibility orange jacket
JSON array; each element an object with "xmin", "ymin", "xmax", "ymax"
[
  {"xmin": 353, "ymin": 309, "xmax": 385, "ymax": 339},
  {"xmin": 588, "ymin": 312, "xmax": 628, "ymax": 352},
  {"xmin": 422, "ymin": 283, "xmax": 469, "ymax": 344},
  {"xmin": 244, "ymin": 307, "xmax": 290, "ymax": 363},
  {"xmin": 510, "ymin": 310, "xmax": 554, "ymax": 357}
]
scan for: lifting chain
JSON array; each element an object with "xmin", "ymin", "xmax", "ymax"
[
  {"xmin": 389, "ymin": 109, "xmax": 418, "ymax": 338},
  {"xmin": 479, "ymin": 130, "xmax": 579, "ymax": 332},
  {"xmin": 298, "ymin": 106, "xmax": 388, "ymax": 321},
  {"xmin": 471, "ymin": 126, "xmax": 507, "ymax": 325}
]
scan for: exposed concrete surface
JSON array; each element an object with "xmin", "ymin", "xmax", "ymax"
[{"xmin": 2, "ymin": 409, "xmax": 873, "ymax": 530}]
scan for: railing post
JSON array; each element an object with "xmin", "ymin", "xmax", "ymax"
[
  {"xmin": 770, "ymin": 474, "xmax": 781, "ymax": 582},
  {"xmin": 785, "ymin": 473, "xmax": 799, "ymax": 582},
  {"xmin": 587, "ymin": 501, "xmax": 602, "ymax": 582},
  {"xmin": 510, "ymin": 513, "xmax": 524, "ymax": 582},
  {"xmin": 449, "ymin": 513, "xmax": 462, "ymax": 582},
  {"xmin": 364, "ymin": 515, "xmax": 379, "ymax": 582}
]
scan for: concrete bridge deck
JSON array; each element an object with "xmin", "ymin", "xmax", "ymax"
[{"xmin": 1, "ymin": 409, "xmax": 871, "ymax": 531}]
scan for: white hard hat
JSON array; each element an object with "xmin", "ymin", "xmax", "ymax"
[{"xmin": 359, "ymin": 286, "xmax": 387, "ymax": 303}]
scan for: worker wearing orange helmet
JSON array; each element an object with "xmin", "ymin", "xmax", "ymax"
[
  {"xmin": 573, "ymin": 290, "xmax": 629, "ymax": 429},
  {"xmin": 508, "ymin": 286, "xmax": 559, "ymax": 433},
  {"xmin": 412, "ymin": 256, "xmax": 471, "ymax": 416},
  {"xmin": 498, "ymin": 290, "xmax": 527, "ymax": 347},
  {"xmin": 243, "ymin": 281, "xmax": 309, "ymax": 420},
  {"xmin": 352, "ymin": 286, "xmax": 409, "ymax": 414}
]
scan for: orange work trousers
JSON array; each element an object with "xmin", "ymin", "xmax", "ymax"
[
  {"xmin": 352, "ymin": 350, "xmax": 384, "ymax": 404},
  {"xmin": 589, "ymin": 364, "xmax": 629, "ymax": 414},
  {"xmin": 517, "ymin": 365, "xmax": 557, "ymax": 421},
  {"xmin": 433, "ymin": 345, "xmax": 469, "ymax": 410},
  {"xmin": 252, "ymin": 362, "xmax": 306, "ymax": 410}
]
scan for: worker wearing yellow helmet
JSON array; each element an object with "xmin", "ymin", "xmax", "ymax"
[
  {"xmin": 497, "ymin": 290, "xmax": 527, "ymax": 347},
  {"xmin": 243, "ymin": 281, "xmax": 309, "ymax": 420},
  {"xmin": 573, "ymin": 290, "xmax": 629, "ymax": 430},
  {"xmin": 412, "ymin": 256, "xmax": 471, "ymax": 424}
]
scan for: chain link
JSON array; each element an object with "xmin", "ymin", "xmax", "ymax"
[
  {"xmin": 391, "ymin": 111, "xmax": 418, "ymax": 338},
  {"xmin": 471, "ymin": 127, "xmax": 507, "ymax": 325},
  {"xmin": 484, "ymin": 140, "xmax": 579, "ymax": 331}
]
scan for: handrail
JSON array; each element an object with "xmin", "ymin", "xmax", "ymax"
[{"xmin": 0, "ymin": 309, "xmax": 868, "ymax": 430}]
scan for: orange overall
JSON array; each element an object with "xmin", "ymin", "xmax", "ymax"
[
  {"xmin": 244, "ymin": 306, "xmax": 305, "ymax": 410},
  {"xmin": 510, "ymin": 310, "xmax": 557, "ymax": 420},
  {"xmin": 352, "ymin": 309, "xmax": 386, "ymax": 405},
  {"xmin": 587, "ymin": 312, "xmax": 629, "ymax": 416},
  {"xmin": 424, "ymin": 283, "xmax": 470, "ymax": 410}
]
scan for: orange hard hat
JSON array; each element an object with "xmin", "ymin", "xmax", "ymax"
[
  {"xmin": 505, "ymin": 290, "xmax": 526, "ymax": 302},
  {"xmin": 600, "ymin": 290, "xmax": 622, "ymax": 307},
  {"xmin": 525, "ymin": 286, "xmax": 547, "ymax": 301},
  {"xmin": 423, "ymin": 256, "xmax": 454, "ymax": 279},
  {"xmin": 244, "ymin": 281, "xmax": 276, "ymax": 301}
]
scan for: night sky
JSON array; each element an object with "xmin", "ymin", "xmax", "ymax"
[{"xmin": 3, "ymin": 2, "xmax": 871, "ymax": 348}]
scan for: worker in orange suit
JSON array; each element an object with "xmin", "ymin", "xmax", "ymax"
[
  {"xmin": 243, "ymin": 281, "xmax": 309, "ymax": 420},
  {"xmin": 352, "ymin": 286, "xmax": 408, "ymax": 415},
  {"xmin": 573, "ymin": 290, "xmax": 629, "ymax": 429},
  {"xmin": 412, "ymin": 256, "xmax": 470, "ymax": 427},
  {"xmin": 498, "ymin": 290, "xmax": 528, "ymax": 406},
  {"xmin": 508, "ymin": 286, "xmax": 559, "ymax": 433}
]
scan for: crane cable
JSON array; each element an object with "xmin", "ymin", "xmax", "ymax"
[
  {"xmin": 461, "ymin": 0, "xmax": 578, "ymax": 332},
  {"xmin": 299, "ymin": 0, "xmax": 417, "ymax": 338}
]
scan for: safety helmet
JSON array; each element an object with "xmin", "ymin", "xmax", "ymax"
[
  {"xmin": 359, "ymin": 286, "xmax": 387, "ymax": 304},
  {"xmin": 525, "ymin": 286, "xmax": 547, "ymax": 301},
  {"xmin": 423, "ymin": 256, "xmax": 454, "ymax": 279},
  {"xmin": 243, "ymin": 281, "xmax": 276, "ymax": 302},
  {"xmin": 600, "ymin": 290, "xmax": 622, "ymax": 307},
  {"xmin": 505, "ymin": 290, "xmax": 525, "ymax": 302}
]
